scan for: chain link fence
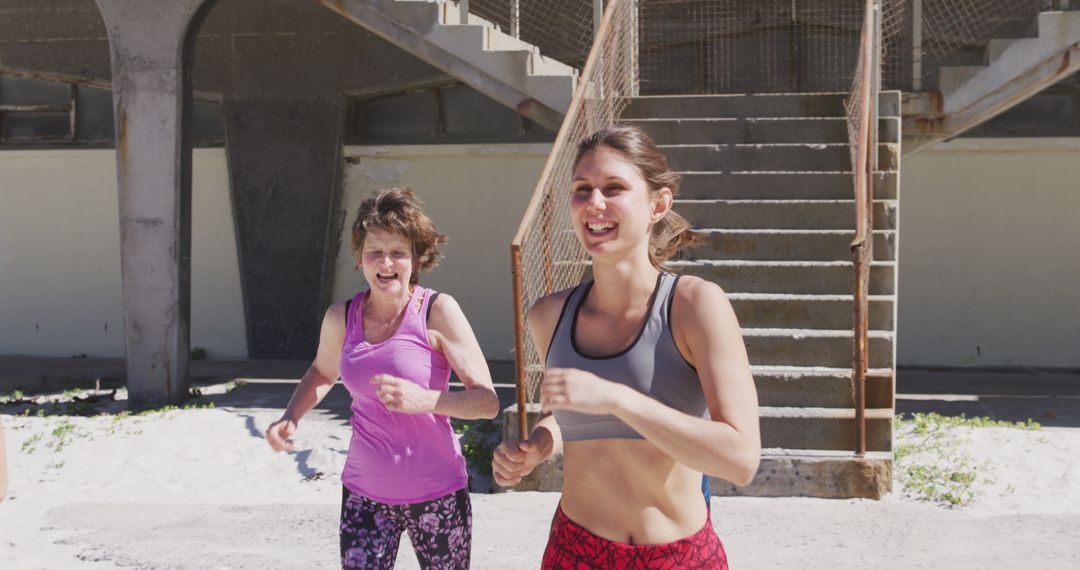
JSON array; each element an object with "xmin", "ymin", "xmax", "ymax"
[{"xmin": 510, "ymin": 0, "xmax": 637, "ymax": 408}]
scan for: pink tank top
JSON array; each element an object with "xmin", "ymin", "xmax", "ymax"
[{"xmin": 338, "ymin": 286, "xmax": 466, "ymax": 504}]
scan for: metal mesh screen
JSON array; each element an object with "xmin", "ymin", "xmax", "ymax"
[
  {"xmin": 638, "ymin": 0, "xmax": 867, "ymax": 94},
  {"xmin": 468, "ymin": 0, "xmax": 598, "ymax": 67},
  {"xmin": 511, "ymin": 0, "xmax": 637, "ymax": 404}
]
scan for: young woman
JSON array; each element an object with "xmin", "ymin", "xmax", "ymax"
[
  {"xmin": 266, "ymin": 187, "xmax": 500, "ymax": 569},
  {"xmin": 492, "ymin": 125, "xmax": 760, "ymax": 568}
]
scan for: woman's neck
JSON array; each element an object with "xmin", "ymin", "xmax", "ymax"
[
  {"xmin": 364, "ymin": 285, "xmax": 413, "ymax": 321},
  {"xmin": 588, "ymin": 256, "xmax": 660, "ymax": 314}
]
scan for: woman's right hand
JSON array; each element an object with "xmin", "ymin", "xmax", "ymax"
[
  {"xmin": 492, "ymin": 438, "xmax": 545, "ymax": 487},
  {"xmin": 265, "ymin": 418, "xmax": 297, "ymax": 453}
]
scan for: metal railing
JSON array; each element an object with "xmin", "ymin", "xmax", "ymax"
[
  {"xmin": 508, "ymin": 0, "xmax": 638, "ymax": 438},
  {"xmin": 845, "ymin": 0, "xmax": 882, "ymax": 456}
]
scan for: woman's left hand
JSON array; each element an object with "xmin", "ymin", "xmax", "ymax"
[
  {"xmin": 540, "ymin": 368, "xmax": 626, "ymax": 416},
  {"xmin": 371, "ymin": 374, "xmax": 439, "ymax": 414}
]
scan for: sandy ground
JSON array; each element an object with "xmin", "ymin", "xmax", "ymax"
[{"xmin": 2, "ymin": 383, "xmax": 1079, "ymax": 569}]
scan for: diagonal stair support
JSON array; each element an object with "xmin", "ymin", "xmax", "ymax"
[
  {"xmin": 904, "ymin": 11, "xmax": 1080, "ymax": 154},
  {"xmin": 314, "ymin": 0, "xmax": 575, "ymax": 130}
]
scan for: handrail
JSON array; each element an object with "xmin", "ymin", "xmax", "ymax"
[
  {"xmin": 849, "ymin": 0, "xmax": 881, "ymax": 457},
  {"xmin": 509, "ymin": 0, "xmax": 633, "ymax": 440}
]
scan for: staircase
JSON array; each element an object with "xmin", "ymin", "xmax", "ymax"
[
  {"xmin": 316, "ymin": 0, "xmax": 576, "ymax": 130},
  {"xmin": 623, "ymin": 92, "xmax": 902, "ymax": 499},
  {"xmin": 905, "ymin": 9, "xmax": 1080, "ymax": 153}
]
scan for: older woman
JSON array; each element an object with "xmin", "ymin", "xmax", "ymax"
[
  {"xmin": 267, "ymin": 187, "xmax": 499, "ymax": 569},
  {"xmin": 493, "ymin": 125, "xmax": 760, "ymax": 569}
]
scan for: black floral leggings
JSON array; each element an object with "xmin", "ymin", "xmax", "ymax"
[{"xmin": 339, "ymin": 487, "xmax": 472, "ymax": 570}]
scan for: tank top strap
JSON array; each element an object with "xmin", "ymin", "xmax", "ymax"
[
  {"xmin": 394, "ymin": 285, "xmax": 429, "ymax": 338},
  {"xmin": 345, "ymin": 290, "xmax": 366, "ymax": 344},
  {"xmin": 545, "ymin": 281, "xmax": 591, "ymax": 362},
  {"xmin": 652, "ymin": 272, "xmax": 678, "ymax": 326}
]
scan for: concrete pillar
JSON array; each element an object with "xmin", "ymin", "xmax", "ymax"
[
  {"xmin": 223, "ymin": 96, "xmax": 346, "ymax": 358},
  {"xmin": 94, "ymin": 0, "xmax": 215, "ymax": 410}
]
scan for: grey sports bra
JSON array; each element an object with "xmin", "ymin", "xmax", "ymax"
[{"xmin": 547, "ymin": 272, "xmax": 709, "ymax": 442}]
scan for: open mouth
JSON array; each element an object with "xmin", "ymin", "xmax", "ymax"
[
  {"xmin": 376, "ymin": 273, "xmax": 399, "ymax": 283},
  {"xmin": 586, "ymin": 221, "xmax": 617, "ymax": 235}
]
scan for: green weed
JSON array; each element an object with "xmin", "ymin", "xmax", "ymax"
[{"xmin": 895, "ymin": 413, "xmax": 1040, "ymax": 507}]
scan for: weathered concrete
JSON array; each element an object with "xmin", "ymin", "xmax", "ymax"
[
  {"xmin": 223, "ymin": 96, "xmax": 346, "ymax": 358},
  {"xmin": 905, "ymin": 10, "xmax": 1080, "ymax": 154},
  {"xmin": 677, "ymin": 172, "xmax": 899, "ymax": 200},
  {"xmin": 314, "ymin": 0, "xmax": 575, "ymax": 130},
  {"xmin": 93, "ymin": 0, "xmax": 217, "ymax": 410}
]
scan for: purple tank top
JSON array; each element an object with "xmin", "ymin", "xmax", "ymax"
[{"xmin": 338, "ymin": 286, "xmax": 466, "ymax": 504}]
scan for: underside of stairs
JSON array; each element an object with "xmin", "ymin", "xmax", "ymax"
[
  {"xmin": 316, "ymin": 0, "xmax": 576, "ymax": 130},
  {"xmin": 904, "ymin": 8, "xmax": 1080, "ymax": 153},
  {"xmin": 624, "ymin": 92, "xmax": 902, "ymax": 499}
]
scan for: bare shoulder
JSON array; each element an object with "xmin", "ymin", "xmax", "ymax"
[
  {"xmin": 323, "ymin": 300, "xmax": 347, "ymax": 323},
  {"xmin": 671, "ymin": 274, "xmax": 739, "ymax": 335},
  {"xmin": 527, "ymin": 287, "xmax": 576, "ymax": 326},
  {"xmin": 429, "ymin": 291, "xmax": 460, "ymax": 316},
  {"xmin": 427, "ymin": 292, "xmax": 465, "ymax": 331},
  {"xmin": 673, "ymin": 274, "xmax": 731, "ymax": 307}
]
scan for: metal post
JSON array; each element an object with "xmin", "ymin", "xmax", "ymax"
[
  {"xmin": 511, "ymin": 245, "xmax": 529, "ymax": 441},
  {"xmin": 68, "ymin": 83, "xmax": 78, "ymax": 141},
  {"xmin": 594, "ymin": 0, "xmax": 604, "ymax": 40},
  {"xmin": 912, "ymin": 0, "xmax": 923, "ymax": 91},
  {"xmin": 460, "ymin": 0, "xmax": 468, "ymax": 24},
  {"xmin": 511, "ymin": 0, "xmax": 520, "ymax": 38}
]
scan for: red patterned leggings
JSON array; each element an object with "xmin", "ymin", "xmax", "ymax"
[{"xmin": 541, "ymin": 506, "xmax": 729, "ymax": 570}]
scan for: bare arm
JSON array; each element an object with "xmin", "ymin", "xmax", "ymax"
[
  {"xmin": 427, "ymin": 294, "xmax": 500, "ymax": 420},
  {"xmin": 609, "ymin": 277, "xmax": 760, "ymax": 485},
  {"xmin": 266, "ymin": 303, "xmax": 345, "ymax": 452},
  {"xmin": 540, "ymin": 277, "xmax": 760, "ymax": 485},
  {"xmin": 491, "ymin": 292, "xmax": 567, "ymax": 486},
  {"xmin": 370, "ymin": 294, "xmax": 499, "ymax": 419}
]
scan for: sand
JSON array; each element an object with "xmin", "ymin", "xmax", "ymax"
[{"xmin": 1, "ymin": 385, "xmax": 1079, "ymax": 569}]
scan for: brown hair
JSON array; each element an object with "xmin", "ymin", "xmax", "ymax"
[
  {"xmin": 574, "ymin": 125, "xmax": 700, "ymax": 269},
  {"xmin": 351, "ymin": 187, "xmax": 447, "ymax": 284}
]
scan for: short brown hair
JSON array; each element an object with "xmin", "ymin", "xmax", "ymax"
[
  {"xmin": 351, "ymin": 187, "xmax": 447, "ymax": 284},
  {"xmin": 574, "ymin": 125, "xmax": 700, "ymax": 269}
]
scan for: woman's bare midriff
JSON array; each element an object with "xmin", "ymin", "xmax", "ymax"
[{"xmin": 560, "ymin": 438, "xmax": 708, "ymax": 545}]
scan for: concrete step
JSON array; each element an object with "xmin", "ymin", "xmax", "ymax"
[
  {"xmin": 687, "ymin": 229, "xmax": 896, "ymax": 262},
  {"xmin": 730, "ymin": 293, "xmax": 894, "ymax": 330},
  {"xmin": 503, "ymin": 407, "xmax": 894, "ymax": 499},
  {"xmin": 680, "ymin": 199, "xmax": 897, "ymax": 231},
  {"xmin": 623, "ymin": 92, "xmax": 902, "ymax": 119},
  {"xmin": 752, "ymin": 366, "xmax": 894, "ymax": 408},
  {"xmin": 321, "ymin": 0, "xmax": 575, "ymax": 130},
  {"xmin": 623, "ymin": 117, "xmax": 900, "ymax": 145},
  {"xmin": 671, "ymin": 260, "xmax": 895, "ymax": 295},
  {"xmin": 678, "ymin": 172, "xmax": 898, "ymax": 200},
  {"xmin": 758, "ymin": 408, "xmax": 893, "ymax": 452},
  {"xmin": 661, "ymin": 144, "xmax": 899, "ymax": 173},
  {"xmin": 741, "ymin": 328, "xmax": 893, "ymax": 369},
  {"xmin": 711, "ymin": 449, "xmax": 891, "ymax": 499}
]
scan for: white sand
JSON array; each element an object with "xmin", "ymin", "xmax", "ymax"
[{"xmin": 2, "ymin": 393, "xmax": 1079, "ymax": 569}]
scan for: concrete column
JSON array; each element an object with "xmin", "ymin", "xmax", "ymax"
[
  {"xmin": 223, "ymin": 96, "xmax": 346, "ymax": 358},
  {"xmin": 95, "ymin": 0, "xmax": 215, "ymax": 410}
]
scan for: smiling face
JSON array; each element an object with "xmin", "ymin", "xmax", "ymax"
[
  {"xmin": 570, "ymin": 147, "xmax": 671, "ymax": 261},
  {"xmin": 358, "ymin": 228, "xmax": 414, "ymax": 297}
]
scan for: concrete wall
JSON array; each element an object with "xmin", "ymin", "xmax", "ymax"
[
  {"xmin": 0, "ymin": 149, "xmax": 247, "ymax": 358},
  {"xmin": 332, "ymin": 144, "xmax": 549, "ymax": 365},
  {"xmin": 898, "ymin": 138, "xmax": 1080, "ymax": 368}
]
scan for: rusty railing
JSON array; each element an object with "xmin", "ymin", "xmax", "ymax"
[
  {"xmin": 845, "ymin": 0, "xmax": 882, "ymax": 457},
  {"xmin": 509, "ymin": 0, "xmax": 637, "ymax": 438}
]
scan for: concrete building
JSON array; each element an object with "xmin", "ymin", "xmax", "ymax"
[{"xmin": 1, "ymin": 0, "xmax": 1079, "ymax": 495}]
